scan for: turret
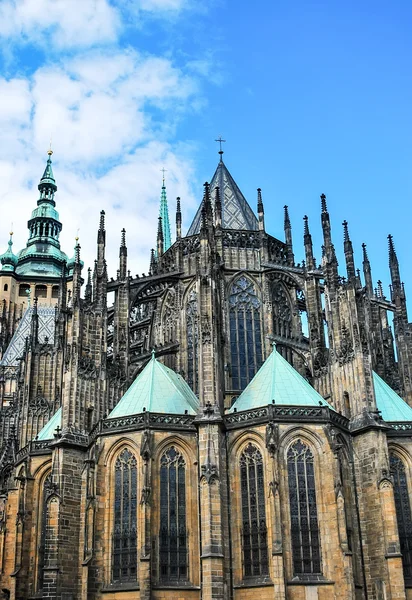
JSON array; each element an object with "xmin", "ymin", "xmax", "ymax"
[
  {"xmin": 388, "ymin": 234, "xmax": 407, "ymax": 321},
  {"xmin": 157, "ymin": 217, "xmax": 164, "ymax": 258},
  {"xmin": 284, "ymin": 205, "xmax": 294, "ymax": 265},
  {"xmin": 176, "ymin": 197, "xmax": 182, "ymax": 240},
  {"xmin": 0, "ymin": 231, "xmax": 18, "ymax": 273},
  {"xmin": 215, "ymin": 186, "xmax": 222, "ymax": 229},
  {"xmin": 303, "ymin": 215, "xmax": 315, "ymax": 270},
  {"xmin": 320, "ymin": 194, "xmax": 338, "ymax": 290},
  {"xmin": 342, "ymin": 220, "xmax": 356, "ymax": 281},
  {"xmin": 362, "ymin": 243, "xmax": 373, "ymax": 296},
  {"xmin": 119, "ymin": 228, "xmax": 127, "ymax": 280},
  {"xmin": 257, "ymin": 188, "xmax": 265, "ymax": 231}
]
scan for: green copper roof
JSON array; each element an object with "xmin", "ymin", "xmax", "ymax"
[
  {"xmin": 108, "ymin": 353, "xmax": 199, "ymax": 418},
  {"xmin": 0, "ymin": 234, "xmax": 18, "ymax": 272},
  {"xmin": 31, "ymin": 203, "xmax": 60, "ymax": 221},
  {"xmin": 373, "ymin": 372, "xmax": 412, "ymax": 422},
  {"xmin": 159, "ymin": 177, "xmax": 171, "ymax": 253},
  {"xmin": 39, "ymin": 152, "xmax": 57, "ymax": 190},
  {"xmin": 36, "ymin": 407, "xmax": 61, "ymax": 440},
  {"xmin": 228, "ymin": 345, "xmax": 332, "ymax": 413}
]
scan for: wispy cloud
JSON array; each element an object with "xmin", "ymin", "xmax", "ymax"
[{"xmin": 0, "ymin": 0, "xmax": 210, "ymax": 278}]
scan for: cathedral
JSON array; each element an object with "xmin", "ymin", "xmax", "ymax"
[{"xmin": 0, "ymin": 147, "xmax": 411, "ymax": 600}]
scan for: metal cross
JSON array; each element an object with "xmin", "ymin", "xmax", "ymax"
[
  {"xmin": 215, "ymin": 136, "xmax": 226, "ymax": 152},
  {"xmin": 160, "ymin": 167, "xmax": 167, "ymax": 183}
]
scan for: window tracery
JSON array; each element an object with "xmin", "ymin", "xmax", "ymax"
[
  {"xmin": 390, "ymin": 453, "xmax": 412, "ymax": 580},
  {"xmin": 186, "ymin": 289, "xmax": 199, "ymax": 394},
  {"xmin": 229, "ymin": 276, "xmax": 263, "ymax": 390},
  {"xmin": 37, "ymin": 472, "xmax": 53, "ymax": 592},
  {"xmin": 287, "ymin": 440, "xmax": 321, "ymax": 575},
  {"xmin": 240, "ymin": 443, "xmax": 269, "ymax": 577},
  {"xmin": 159, "ymin": 447, "xmax": 188, "ymax": 582},
  {"xmin": 272, "ymin": 280, "xmax": 293, "ymax": 363},
  {"xmin": 112, "ymin": 448, "xmax": 138, "ymax": 583}
]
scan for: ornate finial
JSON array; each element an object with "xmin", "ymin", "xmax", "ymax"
[
  {"xmin": 47, "ymin": 139, "xmax": 53, "ymax": 157},
  {"xmin": 388, "ymin": 234, "xmax": 396, "ymax": 257},
  {"xmin": 362, "ymin": 242, "xmax": 369, "ymax": 261},
  {"xmin": 215, "ymin": 185, "xmax": 221, "ymax": 209},
  {"xmin": 272, "ymin": 341, "xmax": 277, "ymax": 352},
  {"xmin": 303, "ymin": 215, "xmax": 309, "ymax": 236},
  {"xmin": 215, "ymin": 136, "xmax": 226, "ymax": 160},
  {"xmin": 284, "ymin": 205, "xmax": 291, "ymax": 226},
  {"xmin": 75, "ymin": 243, "xmax": 81, "ymax": 264},
  {"xmin": 151, "ymin": 348, "xmax": 156, "ymax": 359},
  {"xmin": 160, "ymin": 167, "xmax": 167, "ymax": 187},
  {"xmin": 121, "ymin": 228, "xmax": 126, "ymax": 247},
  {"xmin": 377, "ymin": 280, "xmax": 384, "ymax": 298},
  {"xmin": 99, "ymin": 210, "xmax": 105, "ymax": 231},
  {"xmin": 176, "ymin": 196, "xmax": 181, "ymax": 213},
  {"xmin": 157, "ymin": 216, "xmax": 163, "ymax": 240},
  {"xmin": 320, "ymin": 193, "xmax": 327, "ymax": 212},
  {"xmin": 342, "ymin": 220, "xmax": 349, "ymax": 242}
]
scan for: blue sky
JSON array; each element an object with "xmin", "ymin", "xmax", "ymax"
[{"xmin": 0, "ymin": 0, "xmax": 411, "ymax": 297}]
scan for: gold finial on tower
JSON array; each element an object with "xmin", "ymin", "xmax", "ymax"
[{"xmin": 47, "ymin": 137, "xmax": 53, "ymax": 156}]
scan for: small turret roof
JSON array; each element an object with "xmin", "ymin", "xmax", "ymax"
[
  {"xmin": 228, "ymin": 345, "xmax": 332, "ymax": 413},
  {"xmin": 373, "ymin": 372, "xmax": 412, "ymax": 422},
  {"xmin": 36, "ymin": 407, "xmax": 61, "ymax": 440},
  {"xmin": 0, "ymin": 233, "xmax": 18, "ymax": 272},
  {"xmin": 108, "ymin": 352, "xmax": 199, "ymax": 418},
  {"xmin": 187, "ymin": 158, "xmax": 258, "ymax": 235}
]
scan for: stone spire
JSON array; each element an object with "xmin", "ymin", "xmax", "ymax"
[
  {"xmin": 176, "ymin": 197, "xmax": 182, "ymax": 240},
  {"xmin": 257, "ymin": 188, "xmax": 265, "ymax": 231},
  {"xmin": 362, "ymin": 243, "xmax": 373, "ymax": 295},
  {"xmin": 303, "ymin": 215, "xmax": 315, "ymax": 270},
  {"xmin": 342, "ymin": 220, "xmax": 356, "ymax": 281},
  {"xmin": 119, "ymin": 228, "xmax": 127, "ymax": 280},
  {"xmin": 159, "ymin": 171, "xmax": 171, "ymax": 252},
  {"xmin": 284, "ymin": 205, "xmax": 294, "ymax": 265},
  {"xmin": 157, "ymin": 216, "xmax": 164, "ymax": 258},
  {"xmin": 320, "ymin": 194, "xmax": 338, "ymax": 290}
]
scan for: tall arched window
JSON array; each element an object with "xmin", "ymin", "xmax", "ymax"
[
  {"xmin": 112, "ymin": 449, "xmax": 137, "ymax": 583},
  {"xmin": 272, "ymin": 280, "xmax": 293, "ymax": 364},
  {"xmin": 186, "ymin": 289, "xmax": 199, "ymax": 393},
  {"xmin": 229, "ymin": 276, "xmax": 263, "ymax": 390},
  {"xmin": 240, "ymin": 444, "xmax": 268, "ymax": 577},
  {"xmin": 37, "ymin": 472, "xmax": 52, "ymax": 592},
  {"xmin": 159, "ymin": 447, "xmax": 187, "ymax": 582},
  {"xmin": 287, "ymin": 440, "xmax": 321, "ymax": 575},
  {"xmin": 390, "ymin": 453, "xmax": 412, "ymax": 580}
]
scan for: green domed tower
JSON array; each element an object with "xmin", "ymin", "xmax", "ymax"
[{"xmin": 15, "ymin": 149, "xmax": 69, "ymax": 278}]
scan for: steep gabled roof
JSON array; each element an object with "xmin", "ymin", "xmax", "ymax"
[
  {"xmin": 0, "ymin": 306, "xmax": 56, "ymax": 366},
  {"xmin": 187, "ymin": 158, "xmax": 258, "ymax": 235},
  {"xmin": 373, "ymin": 372, "xmax": 412, "ymax": 422},
  {"xmin": 228, "ymin": 345, "xmax": 332, "ymax": 413},
  {"xmin": 108, "ymin": 352, "xmax": 199, "ymax": 418},
  {"xmin": 36, "ymin": 407, "xmax": 61, "ymax": 440}
]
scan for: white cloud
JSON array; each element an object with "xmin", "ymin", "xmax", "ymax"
[{"xmin": 0, "ymin": 0, "xmax": 120, "ymax": 49}]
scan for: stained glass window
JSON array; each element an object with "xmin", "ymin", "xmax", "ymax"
[
  {"xmin": 112, "ymin": 449, "xmax": 137, "ymax": 583},
  {"xmin": 37, "ymin": 472, "xmax": 52, "ymax": 592},
  {"xmin": 240, "ymin": 444, "xmax": 269, "ymax": 577},
  {"xmin": 186, "ymin": 289, "xmax": 199, "ymax": 393},
  {"xmin": 287, "ymin": 440, "xmax": 321, "ymax": 575},
  {"xmin": 229, "ymin": 276, "xmax": 263, "ymax": 390},
  {"xmin": 159, "ymin": 447, "xmax": 187, "ymax": 582},
  {"xmin": 390, "ymin": 453, "xmax": 412, "ymax": 581}
]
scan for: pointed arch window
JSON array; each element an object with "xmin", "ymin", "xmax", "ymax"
[
  {"xmin": 240, "ymin": 443, "xmax": 269, "ymax": 577},
  {"xmin": 159, "ymin": 447, "xmax": 188, "ymax": 582},
  {"xmin": 390, "ymin": 453, "xmax": 412, "ymax": 581},
  {"xmin": 112, "ymin": 449, "xmax": 138, "ymax": 583},
  {"xmin": 287, "ymin": 440, "xmax": 321, "ymax": 575},
  {"xmin": 37, "ymin": 472, "xmax": 53, "ymax": 592},
  {"xmin": 272, "ymin": 280, "xmax": 293, "ymax": 364},
  {"xmin": 229, "ymin": 276, "xmax": 263, "ymax": 390},
  {"xmin": 186, "ymin": 289, "xmax": 199, "ymax": 393}
]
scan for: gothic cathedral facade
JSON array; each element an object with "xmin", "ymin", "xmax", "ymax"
[{"xmin": 0, "ymin": 150, "xmax": 411, "ymax": 600}]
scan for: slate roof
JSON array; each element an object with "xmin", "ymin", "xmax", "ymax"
[
  {"xmin": 187, "ymin": 158, "xmax": 259, "ymax": 235},
  {"xmin": 373, "ymin": 371, "xmax": 412, "ymax": 422},
  {"xmin": 36, "ymin": 407, "xmax": 61, "ymax": 440},
  {"xmin": 108, "ymin": 352, "xmax": 199, "ymax": 418},
  {"xmin": 228, "ymin": 345, "xmax": 332, "ymax": 413},
  {"xmin": 0, "ymin": 306, "xmax": 56, "ymax": 366}
]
